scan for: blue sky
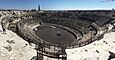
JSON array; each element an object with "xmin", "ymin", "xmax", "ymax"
[{"xmin": 0, "ymin": 0, "xmax": 115, "ymax": 10}]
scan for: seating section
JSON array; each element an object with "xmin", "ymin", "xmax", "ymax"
[{"xmin": 16, "ymin": 10, "xmax": 115, "ymax": 48}]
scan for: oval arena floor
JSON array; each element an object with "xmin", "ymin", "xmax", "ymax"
[{"xmin": 34, "ymin": 24, "xmax": 76, "ymax": 45}]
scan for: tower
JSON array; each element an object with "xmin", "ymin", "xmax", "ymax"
[{"xmin": 38, "ymin": 4, "xmax": 41, "ymax": 11}]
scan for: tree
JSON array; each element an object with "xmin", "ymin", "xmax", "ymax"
[{"xmin": 30, "ymin": 9, "xmax": 37, "ymax": 12}]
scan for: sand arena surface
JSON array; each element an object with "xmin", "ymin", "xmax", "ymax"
[{"xmin": 34, "ymin": 24, "xmax": 76, "ymax": 45}]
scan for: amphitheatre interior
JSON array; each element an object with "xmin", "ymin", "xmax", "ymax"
[{"xmin": 2, "ymin": 10, "xmax": 115, "ymax": 60}]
